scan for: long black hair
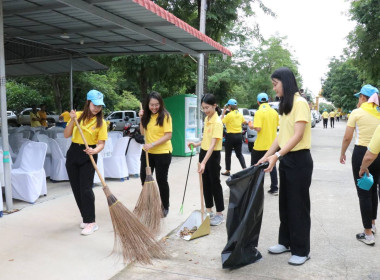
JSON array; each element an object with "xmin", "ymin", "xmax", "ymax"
[
  {"xmin": 141, "ymin": 91, "xmax": 170, "ymax": 129},
  {"xmin": 271, "ymin": 67, "xmax": 299, "ymax": 115},
  {"xmin": 201, "ymin": 94, "xmax": 221, "ymax": 115}
]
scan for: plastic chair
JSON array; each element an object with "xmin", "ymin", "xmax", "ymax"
[
  {"xmin": 36, "ymin": 133, "xmax": 52, "ymax": 177},
  {"xmin": 108, "ymin": 131, "xmax": 123, "ymax": 149},
  {"xmin": 125, "ymin": 138, "xmax": 142, "ymax": 177},
  {"xmin": 11, "ymin": 142, "xmax": 47, "ymax": 203},
  {"xmin": 103, "ymin": 137, "xmax": 129, "ymax": 180},
  {"xmin": 93, "ymin": 150, "xmax": 105, "ymax": 184},
  {"xmin": 55, "ymin": 137, "xmax": 71, "ymax": 157},
  {"xmin": 49, "ymin": 139, "xmax": 69, "ymax": 181}
]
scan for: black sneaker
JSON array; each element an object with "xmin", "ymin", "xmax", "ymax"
[
  {"xmin": 221, "ymin": 171, "xmax": 230, "ymax": 176},
  {"xmin": 268, "ymin": 189, "xmax": 278, "ymax": 196},
  {"xmin": 356, "ymin": 232, "xmax": 375, "ymax": 246}
]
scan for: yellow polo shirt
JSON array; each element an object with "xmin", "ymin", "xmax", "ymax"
[
  {"xmin": 322, "ymin": 112, "xmax": 329, "ymax": 119},
  {"xmin": 278, "ymin": 93, "xmax": 311, "ymax": 151},
  {"xmin": 222, "ymin": 110, "xmax": 245, "ymax": 133},
  {"xmin": 347, "ymin": 113, "xmax": 351, "ymax": 119},
  {"xmin": 30, "ymin": 111, "xmax": 41, "ymax": 127},
  {"xmin": 38, "ymin": 110, "xmax": 48, "ymax": 127},
  {"xmin": 368, "ymin": 125, "xmax": 380, "ymax": 155},
  {"xmin": 69, "ymin": 112, "xmax": 108, "ymax": 145},
  {"xmin": 60, "ymin": 111, "xmax": 71, "ymax": 122},
  {"xmin": 144, "ymin": 113, "xmax": 173, "ymax": 154},
  {"xmin": 329, "ymin": 111, "xmax": 336, "ymax": 118},
  {"xmin": 253, "ymin": 103, "xmax": 279, "ymax": 151},
  {"xmin": 201, "ymin": 112, "xmax": 223, "ymax": 151},
  {"xmin": 347, "ymin": 102, "xmax": 380, "ymax": 146}
]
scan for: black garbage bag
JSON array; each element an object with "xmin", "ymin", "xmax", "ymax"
[{"xmin": 221, "ymin": 163, "xmax": 268, "ymax": 269}]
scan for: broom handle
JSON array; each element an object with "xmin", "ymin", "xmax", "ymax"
[
  {"xmin": 139, "ymin": 102, "xmax": 150, "ymax": 167},
  {"xmin": 74, "ymin": 118, "xmax": 107, "ymax": 188},
  {"xmin": 198, "ymin": 163, "xmax": 204, "ymax": 221}
]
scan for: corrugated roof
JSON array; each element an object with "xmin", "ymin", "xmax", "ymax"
[{"xmin": 3, "ymin": 0, "xmax": 232, "ymax": 57}]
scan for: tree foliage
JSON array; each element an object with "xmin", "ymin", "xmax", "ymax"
[{"xmin": 321, "ymin": 56, "xmax": 362, "ymax": 111}]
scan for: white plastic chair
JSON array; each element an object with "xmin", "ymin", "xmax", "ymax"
[
  {"xmin": 11, "ymin": 142, "xmax": 47, "ymax": 203},
  {"xmin": 36, "ymin": 133, "xmax": 52, "ymax": 177},
  {"xmin": 49, "ymin": 139, "xmax": 69, "ymax": 181},
  {"xmin": 103, "ymin": 137, "xmax": 129, "ymax": 180},
  {"xmin": 108, "ymin": 131, "xmax": 123, "ymax": 149},
  {"xmin": 55, "ymin": 137, "xmax": 72, "ymax": 157},
  {"xmin": 125, "ymin": 138, "xmax": 142, "ymax": 177}
]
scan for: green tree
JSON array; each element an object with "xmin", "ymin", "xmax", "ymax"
[
  {"xmin": 347, "ymin": 0, "xmax": 380, "ymax": 84},
  {"xmin": 6, "ymin": 81, "xmax": 44, "ymax": 113},
  {"xmin": 322, "ymin": 57, "xmax": 362, "ymax": 111},
  {"xmin": 318, "ymin": 102, "xmax": 335, "ymax": 114}
]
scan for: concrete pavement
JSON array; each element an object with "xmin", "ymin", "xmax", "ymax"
[{"xmin": 2, "ymin": 119, "xmax": 380, "ymax": 280}]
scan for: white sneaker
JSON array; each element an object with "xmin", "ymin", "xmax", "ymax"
[
  {"xmin": 81, "ymin": 223, "xmax": 98, "ymax": 235},
  {"xmin": 288, "ymin": 255, "xmax": 310, "ymax": 265},
  {"xmin": 210, "ymin": 214, "xmax": 224, "ymax": 226},
  {"xmin": 268, "ymin": 244, "xmax": 290, "ymax": 254},
  {"xmin": 356, "ymin": 232, "xmax": 375, "ymax": 246},
  {"xmin": 205, "ymin": 211, "xmax": 215, "ymax": 219},
  {"xmin": 80, "ymin": 222, "xmax": 88, "ymax": 229}
]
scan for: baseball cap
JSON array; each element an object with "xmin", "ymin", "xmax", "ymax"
[
  {"xmin": 257, "ymin": 93, "xmax": 268, "ymax": 102},
  {"xmin": 225, "ymin": 98, "xmax": 237, "ymax": 106},
  {"xmin": 354, "ymin": 84, "xmax": 378, "ymax": 98},
  {"xmin": 87, "ymin": 90, "xmax": 105, "ymax": 106}
]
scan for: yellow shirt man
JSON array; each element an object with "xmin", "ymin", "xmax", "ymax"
[
  {"xmin": 145, "ymin": 113, "xmax": 173, "ymax": 154},
  {"xmin": 60, "ymin": 111, "xmax": 71, "ymax": 122},
  {"xmin": 253, "ymin": 103, "xmax": 279, "ymax": 151},
  {"xmin": 201, "ymin": 112, "xmax": 223, "ymax": 151},
  {"xmin": 278, "ymin": 93, "xmax": 311, "ymax": 151},
  {"xmin": 329, "ymin": 111, "xmax": 336, "ymax": 118},
  {"xmin": 69, "ymin": 112, "xmax": 108, "ymax": 145},
  {"xmin": 222, "ymin": 110, "xmax": 245, "ymax": 133},
  {"xmin": 30, "ymin": 111, "xmax": 41, "ymax": 127},
  {"xmin": 322, "ymin": 111, "xmax": 329, "ymax": 119},
  {"xmin": 38, "ymin": 110, "xmax": 48, "ymax": 127}
]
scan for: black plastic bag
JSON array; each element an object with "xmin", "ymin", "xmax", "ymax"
[{"xmin": 221, "ymin": 163, "xmax": 267, "ymax": 269}]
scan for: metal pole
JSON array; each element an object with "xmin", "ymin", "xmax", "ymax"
[
  {"xmin": 196, "ymin": 0, "xmax": 206, "ymax": 142},
  {"xmin": 0, "ymin": 0, "xmax": 13, "ymax": 211},
  {"xmin": 70, "ymin": 55, "xmax": 73, "ymax": 110}
]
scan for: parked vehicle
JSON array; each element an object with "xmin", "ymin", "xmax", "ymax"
[
  {"xmin": 248, "ymin": 109, "xmax": 257, "ymax": 117},
  {"xmin": 311, "ymin": 112, "xmax": 316, "ymax": 128},
  {"xmin": 17, "ymin": 108, "xmax": 59, "ymax": 126},
  {"xmin": 105, "ymin": 110, "xmax": 140, "ymax": 131},
  {"xmin": 311, "ymin": 110, "xmax": 321, "ymax": 123}
]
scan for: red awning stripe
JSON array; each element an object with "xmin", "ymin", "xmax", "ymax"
[{"xmin": 132, "ymin": 0, "xmax": 232, "ymax": 56}]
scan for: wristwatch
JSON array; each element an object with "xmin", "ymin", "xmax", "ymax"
[
  {"xmin": 275, "ymin": 151, "xmax": 283, "ymax": 160},
  {"xmin": 151, "ymin": 142, "xmax": 155, "ymax": 147}
]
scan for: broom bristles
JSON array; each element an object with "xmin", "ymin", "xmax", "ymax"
[
  {"xmin": 103, "ymin": 186, "xmax": 165, "ymax": 264},
  {"xmin": 133, "ymin": 167, "xmax": 162, "ymax": 235}
]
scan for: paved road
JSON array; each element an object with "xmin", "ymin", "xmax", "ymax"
[{"xmin": 112, "ymin": 119, "xmax": 380, "ymax": 280}]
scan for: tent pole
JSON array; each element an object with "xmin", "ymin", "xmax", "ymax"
[
  {"xmin": 70, "ymin": 54, "xmax": 73, "ymax": 110},
  {"xmin": 196, "ymin": 0, "xmax": 206, "ymax": 142},
  {"xmin": 0, "ymin": 0, "xmax": 13, "ymax": 211}
]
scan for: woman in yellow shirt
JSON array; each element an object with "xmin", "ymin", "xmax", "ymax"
[
  {"xmin": 340, "ymin": 84, "xmax": 380, "ymax": 246},
  {"xmin": 139, "ymin": 92, "xmax": 173, "ymax": 217},
  {"xmin": 64, "ymin": 90, "xmax": 108, "ymax": 236},
  {"xmin": 257, "ymin": 67, "xmax": 313, "ymax": 266},
  {"xmin": 188, "ymin": 94, "xmax": 224, "ymax": 226}
]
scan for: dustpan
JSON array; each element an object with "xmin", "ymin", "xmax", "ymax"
[{"xmin": 176, "ymin": 163, "xmax": 210, "ymax": 240}]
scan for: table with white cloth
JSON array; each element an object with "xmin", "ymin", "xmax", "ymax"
[{"xmin": 125, "ymin": 138, "xmax": 143, "ymax": 177}]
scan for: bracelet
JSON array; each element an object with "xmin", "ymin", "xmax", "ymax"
[{"xmin": 151, "ymin": 142, "xmax": 155, "ymax": 147}]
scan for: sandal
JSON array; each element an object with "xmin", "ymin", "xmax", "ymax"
[{"xmin": 221, "ymin": 171, "xmax": 230, "ymax": 176}]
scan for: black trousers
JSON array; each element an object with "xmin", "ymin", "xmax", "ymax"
[
  {"xmin": 224, "ymin": 133, "xmax": 246, "ymax": 170},
  {"xmin": 199, "ymin": 149, "xmax": 225, "ymax": 212},
  {"xmin": 351, "ymin": 145, "xmax": 380, "ymax": 229},
  {"xmin": 330, "ymin": 117, "xmax": 334, "ymax": 128},
  {"xmin": 336, "ymin": 116, "xmax": 339, "ymax": 122},
  {"xmin": 66, "ymin": 143, "xmax": 98, "ymax": 223},
  {"xmin": 140, "ymin": 151, "xmax": 172, "ymax": 210},
  {"xmin": 323, "ymin": 119, "xmax": 328, "ymax": 128},
  {"xmin": 278, "ymin": 149, "xmax": 313, "ymax": 256},
  {"xmin": 251, "ymin": 149, "xmax": 278, "ymax": 190}
]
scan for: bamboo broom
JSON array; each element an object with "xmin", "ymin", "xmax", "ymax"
[
  {"xmin": 133, "ymin": 103, "xmax": 162, "ymax": 235},
  {"xmin": 73, "ymin": 118, "xmax": 165, "ymax": 264}
]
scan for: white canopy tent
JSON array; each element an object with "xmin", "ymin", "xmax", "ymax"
[{"xmin": 0, "ymin": 0, "xmax": 231, "ymax": 212}]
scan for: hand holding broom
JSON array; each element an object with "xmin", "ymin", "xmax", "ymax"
[{"xmin": 73, "ymin": 117, "xmax": 164, "ymax": 264}]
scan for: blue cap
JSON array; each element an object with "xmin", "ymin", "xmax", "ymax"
[
  {"xmin": 354, "ymin": 84, "xmax": 378, "ymax": 98},
  {"xmin": 225, "ymin": 98, "xmax": 237, "ymax": 106},
  {"xmin": 323, "ymin": 109, "xmax": 327, "ymax": 111},
  {"xmin": 357, "ymin": 173, "xmax": 374, "ymax": 191},
  {"xmin": 257, "ymin": 93, "xmax": 268, "ymax": 102},
  {"xmin": 87, "ymin": 90, "xmax": 105, "ymax": 106}
]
